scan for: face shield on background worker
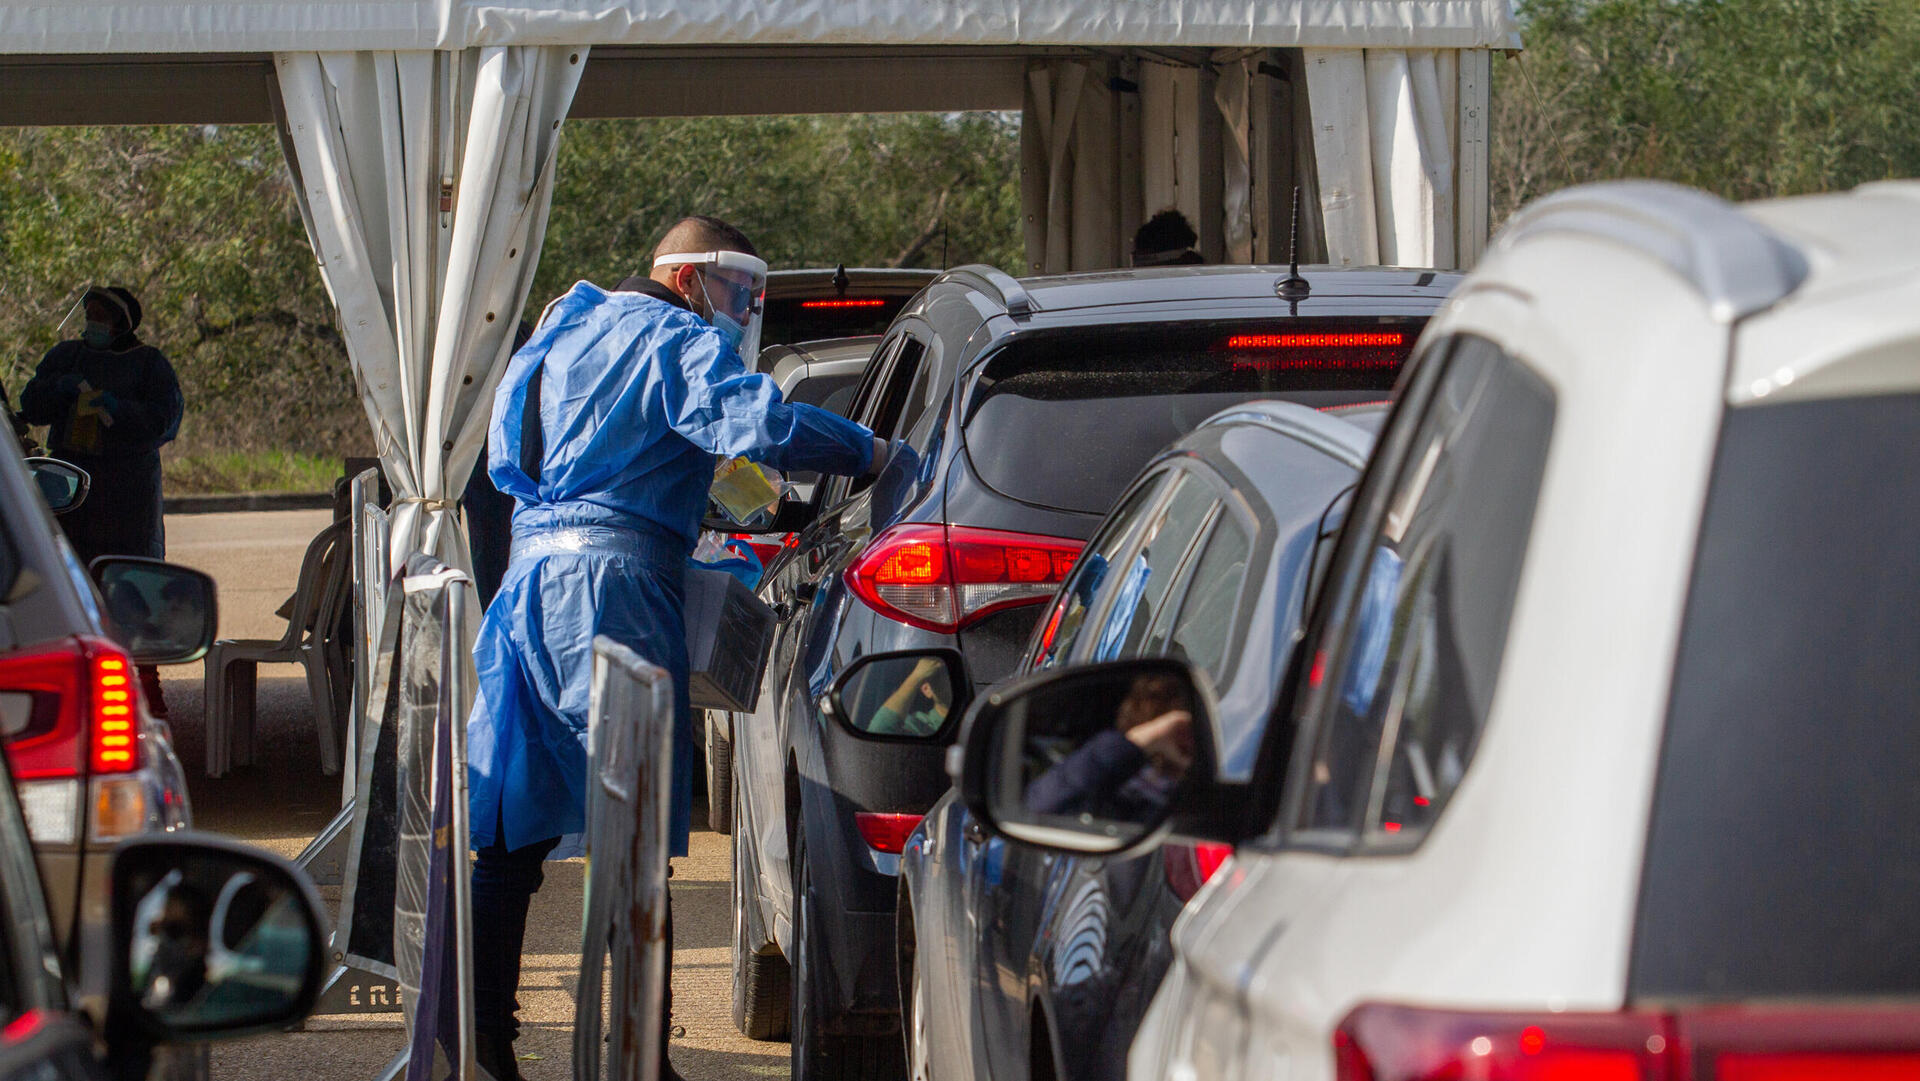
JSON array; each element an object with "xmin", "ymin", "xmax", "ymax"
[{"xmin": 652, "ymin": 250, "xmax": 768, "ymax": 362}]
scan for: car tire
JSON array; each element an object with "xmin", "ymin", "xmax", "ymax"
[
  {"xmin": 732, "ymin": 785, "xmax": 790, "ymax": 1041},
  {"xmin": 707, "ymin": 713, "xmax": 734, "ymax": 836},
  {"xmin": 905, "ymin": 946, "xmax": 935, "ymax": 1081},
  {"xmin": 791, "ymin": 830, "xmax": 906, "ymax": 1081}
]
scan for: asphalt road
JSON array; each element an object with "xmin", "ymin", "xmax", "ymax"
[{"xmin": 160, "ymin": 509, "xmax": 790, "ymax": 1081}]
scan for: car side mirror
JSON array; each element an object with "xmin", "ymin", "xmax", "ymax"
[
  {"xmin": 110, "ymin": 833, "xmax": 327, "ymax": 1043},
  {"xmin": 92, "ymin": 558, "xmax": 219, "ymax": 666},
  {"xmin": 26, "ymin": 457, "xmax": 89, "ymax": 515},
  {"xmin": 703, "ymin": 497, "xmax": 817, "ymax": 536},
  {"xmin": 824, "ymin": 649, "xmax": 970, "ymax": 742},
  {"xmin": 957, "ymin": 658, "xmax": 1217, "ymax": 856}
]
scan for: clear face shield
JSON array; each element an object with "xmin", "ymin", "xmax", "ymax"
[{"xmin": 652, "ymin": 250, "xmax": 769, "ymax": 363}]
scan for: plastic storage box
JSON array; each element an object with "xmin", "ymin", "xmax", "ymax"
[{"xmin": 683, "ymin": 565, "xmax": 778, "ymax": 712}]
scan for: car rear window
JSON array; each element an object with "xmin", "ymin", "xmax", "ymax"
[
  {"xmin": 963, "ymin": 322, "xmax": 1420, "ymax": 514},
  {"xmin": 762, "ymin": 295, "xmax": 915, "ymax": 348},
  {"xmin": 1632, "ymin": 391, "xmax": 1920, "ymax": 1000}
]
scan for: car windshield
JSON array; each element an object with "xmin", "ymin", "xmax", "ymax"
[
  {"xmin": 962, "ymin": 322, "xmax": 1418, "ymax": 515},
  {"xmin": 1632, "ymin": 390, "xmax": 1920, "ymax": 1000}
]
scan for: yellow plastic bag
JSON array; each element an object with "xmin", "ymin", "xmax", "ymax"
[{"xmin": 710, "ymin": 457, "xmax": 782, "ymax": 524}]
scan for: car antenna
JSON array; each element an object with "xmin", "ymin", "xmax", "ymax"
[
  {"xmin": 1277, "ymin": 186, "xmax": 1311, "ymax": 306},
  {"xmin": 833, "ymin": 264, "xmax": 850, "ymax": 297}
]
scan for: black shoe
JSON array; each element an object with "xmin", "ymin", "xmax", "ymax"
[{"xmin": 475, "ymin": 1035, "xmax": 526, "ymax": 1081}]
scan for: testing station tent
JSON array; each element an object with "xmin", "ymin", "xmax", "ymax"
[{"xmin": 0, "ymin": 0, "xmax": 1520, "ymax": 579}]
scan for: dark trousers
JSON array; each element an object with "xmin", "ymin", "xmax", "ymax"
[
  {"xmin": 469, "ymin": 831, "xmax": 676, "ymax": 1058},
  {"xmin": 471, "ymin": 830, "xmax": 561, "ymax": 1046}
]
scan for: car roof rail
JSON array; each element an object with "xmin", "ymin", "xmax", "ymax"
[
  {"xmin": 1493, "ymin": 180, "xmax": 1809, "ymax": 322},
  {"xmin": 1197, "ymin": 400, "xmax": 1373, "ymax": 470},
  {"xmin": 944, "ymin": 264, "xmax": 1035, "ymax": 320}
]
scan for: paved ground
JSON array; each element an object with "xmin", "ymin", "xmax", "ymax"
[{"xmin": 160, "ymin": 509, "xmax": 790, "ymax": 1081}]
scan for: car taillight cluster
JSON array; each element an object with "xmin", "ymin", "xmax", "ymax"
[
  {"xmin": 854, "ymin": 812, "xmax": 924, "ymax": 855},
  {"xmin": 846, "ymin": 524, "xmax": 1082, "ymax": 633},
  {"xmin": 1335, "ymin": 1004, "xmax": 1920, "ymax": 1081},
  {"xmin": 1163, "ymin": 842, "xmax": 1234, "ymax": 901},
  {"xmin": 0, "ymin": 637, "xmax": 147, "ymax": 845},
  {"xmin": 1, "ymin": 636, "xmax": 140, "ymax": 780}
]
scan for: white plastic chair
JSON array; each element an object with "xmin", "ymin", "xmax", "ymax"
[{"xmin": 200, "ymin": 519, "xmax": 351, "ymax": 777}]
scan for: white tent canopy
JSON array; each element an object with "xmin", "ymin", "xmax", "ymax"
[
  {"xmin": 0, "ymin": 1, "xmax": 1519, "ymax": 53},
  {"xmin": 0, "ymin": 0, "xmax": 1518, "ymax": 580}
]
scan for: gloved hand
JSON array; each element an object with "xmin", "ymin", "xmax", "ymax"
[
  {"xmin": 55, "ymin": 372, "xmax": 85, "ymax": 399},
  {"xmin": 93, "ymin": 390, "xmax": 119, "ymax": 418}
]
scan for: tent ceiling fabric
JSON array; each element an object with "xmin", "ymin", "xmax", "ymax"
[
  {"xmin": 275, "ymin": 45, "xmax": 585, "ymax": 575},
  {"xmin": 0, "ymin": 1, "xmax": 1520, "ymax": 54}
]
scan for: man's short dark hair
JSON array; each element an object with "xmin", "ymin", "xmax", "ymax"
[
  {"xmin": 1132, "ymin": 209, "xmax": 1204, "ymax": 267},
  {"xmin": 653, "ymin": 215, "xmax": 759, "ymax": 261}
]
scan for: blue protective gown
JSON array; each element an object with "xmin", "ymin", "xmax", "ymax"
[{"xmin": 469, "ymin": 281, "xmax": 875, "ymax": 856}]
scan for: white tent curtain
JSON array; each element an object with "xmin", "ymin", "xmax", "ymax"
[
  {"xmin": 1302, "ymin": 47, "xmax": 1459, "ymax": 268},
  {"xmin": 1021, "ymin": 59, "xmax": 1126, "ymax": 274},
  {"xmin": 275, "ymin": 45, "xmax": 585, "ymax": 576}
]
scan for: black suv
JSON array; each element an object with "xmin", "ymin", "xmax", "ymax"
[{"xmin": 726, "ymin": 264, "xmax": 1455, "ymax": 1081}]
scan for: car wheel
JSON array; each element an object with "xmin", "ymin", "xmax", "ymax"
[
  {"xmin": 907, "ymin": 948, "xmax": 935, "ymax": 1081},
  {"xmin": 791, "ymin": 830, "xmax": 907, "ymax": 1081},
  {"xmin": 707, "ymin": 713, "xmax": 734, "ymax": 835},
  {"xmin": 732, "ymin": 784, "xmax": 790, "ymax": 1040}
]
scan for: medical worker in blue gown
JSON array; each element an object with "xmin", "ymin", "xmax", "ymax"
[{"xmin": 468, "ymin": 216, "xmax": 886, "ymax": 1081}]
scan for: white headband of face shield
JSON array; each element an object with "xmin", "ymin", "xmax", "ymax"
[{"xmin": 652, "ymin": 249, "xmax": 768, "ymax": 359}]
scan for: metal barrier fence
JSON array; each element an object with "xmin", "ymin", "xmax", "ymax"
[
  {"xmin": 306, "ymin": 555, "xmax": 477, "ymax": 1080},
  {"xmin": 574, "ymin": 637, "xmax": 674, "ymax": 1081}
]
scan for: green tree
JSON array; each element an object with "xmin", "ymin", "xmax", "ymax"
[{"xmin": 1493, "ymin": 0, "xmax": 1920, "ymax": 220}]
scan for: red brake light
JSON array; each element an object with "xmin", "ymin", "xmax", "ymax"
[
  {"xmin": 0, "ymin": 636, "xmax": 140, "ymax": 779},
  {"xmin": 1228, "ymin": 332, "xmax": 1406, "ymax": 349},
  {"xmin": 846, "ymin": 524, "xmax": 1082, "ymax": 633},
  {"xmin": 1335, "ymin": 1005, "xmax": 1920, "ymax": 1081},
  {"xmin": 729, "ymin": 533, "xmax": 786, "ymax": 566},
  {"xmin": 800, "ymin": 298, "xmax": 888, "ymax": 309},
  {"xmin": 1225, "ymin": 328, "xmax": 1413, "ymax": 373},
  {"xmin": 1163, "ymin": 842, "xmax": 1234, "ymax": 901},
  {"xmin": 854, "ymin": 812, "xmax": 923, "ymax": 854}
]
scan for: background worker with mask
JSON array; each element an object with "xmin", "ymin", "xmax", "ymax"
[
  {"xmin": 469, "ymin": 215, "xmax": 886, "ymax": 1081},
  {"xmin": 19, "ymin": 284, "xmax": 183, "ymax": 715}
]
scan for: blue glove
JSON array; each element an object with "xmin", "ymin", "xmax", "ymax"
[
  {"xmin": 93, "ymin": 391, "xmax": 119, "ymax": 417},
  {"xmin": 55, "ymin": 373, "xmax": 84, "ymax": 398}
]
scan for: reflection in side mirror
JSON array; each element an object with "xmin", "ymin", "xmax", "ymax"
[
  {"xmin": 828, "ymin": 650, "xmax": 969, "ymax": 741},
  {"xmin": 960, "ymin": 658, "xmax": 1212, "ymax": 855},
  {"xmin": 26, "ymin": 457, "xmax": 89, "ymax": 515},
  {"xmin": 112, "ymin": 833, "xmax": 326, "ymax": 1042},
  {"xmin": 702, "ymin": 497, "xmax": 817, "ymax": 537},
  {"xmin": 92, "ymin": 558, "xmax": 219, "ymax": 666}
]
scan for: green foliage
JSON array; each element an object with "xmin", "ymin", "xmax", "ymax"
[
  {"xmin": 0, "ymin": 125, "xmax": 362, "ymax": 469},
  {"xmin": 536, "ymin": 112, "xmax": 1021, "ymax": 300},
  {"xmin": 1492, "ymin": 0, "xmax": 1920, "ymax": 219},
  {"xmin": 0, "ymin": 114, "xmax": 1021, "ymax": 489},
  {"xmin": 163, "ymin": 449, "xmax": 341, "ymax": 496}
]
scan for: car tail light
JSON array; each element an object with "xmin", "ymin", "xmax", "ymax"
[
  {"xmin": 846, "ymin": 524, "xmax": 1082, "ymax": 633},
  {"xmin": 1335, "ymin": 1005, "xmax": 1920, "ymax": 1081},
  {"xmin": 1225, "ymin": 328, "xmax": 1414, "ymax": 373},
  {"xmin": 729, "ymin": 533, "xmax": 786, "ymax": 566},
  {"xmin": 1163, "ymin": 842, "xmax": 1234, "ymax": 901},
  {"xmin": 0, "ymin": 637, "xmax": 144, "ymax": 845},
  {"xmin": 855, "ymin": 812, "xmax": 923, "ymax": 855}
]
